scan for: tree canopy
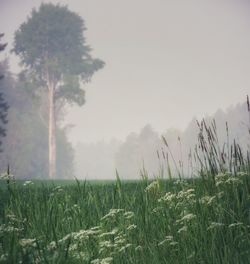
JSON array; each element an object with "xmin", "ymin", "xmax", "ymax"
[
  {"xmin": 13, "ymin": 3, "xmax": 104, "ymax": 106},
  {"xmin": 13, "ymin": 3, "xmax": 104, "ymax": 178},
  {"xmin": 0, "ymin": 34, "xmax": 8, "ymax": 150}
]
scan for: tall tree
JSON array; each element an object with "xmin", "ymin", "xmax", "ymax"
[
  {"xmin": 0, "ymin": 33, "xmax": 8, "ymax": 150},
  {"xmin": 0, "ymin": 66, "xmax": 75, "ymax": 179},
  {"xmin": 13, "ymin": 3, "xmax": 104, "ymax": 178}
]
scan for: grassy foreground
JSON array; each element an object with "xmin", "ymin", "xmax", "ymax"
[
  {"xmin": 1, "ymin": 114, "xmax": 250, "ymax": 263},
  {"xmin": 0, "ymin": 172, "xmax": 250, "ymax": 264}
]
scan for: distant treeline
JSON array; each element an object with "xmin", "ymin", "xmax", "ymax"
[{"xmin": 75, "ymin": 101, "xmax": 249, "ymax": 179}]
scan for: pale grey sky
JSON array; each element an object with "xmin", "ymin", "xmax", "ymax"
[{"xmin": 1, "ymin": 0, "xmax": 250, "ymax": 144}]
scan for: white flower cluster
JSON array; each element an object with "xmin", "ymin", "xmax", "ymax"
[
  {"xmin": 228, "ymin": 222, "xmax": 243, "ymax": 228},
  {"xmin": 215, "ymin": 172, "xmax": 243, "ymax": 187},
  {"xmin": 23, "ymin": 180, "xmax": 34, "ymax": 187},
  {"xmin": 145, "ymin": 180, "xmax": 161, "ymax": 196},
  {"xmin": 91, "ymin": 257, "xmax": 113, "ymax": 264},
  {"xmin": 158, "ymin": 235, "xmax": 178, "ymax": 247},
  {"xmin": 199, "ymin": 195, "xmax": 216, "ymax": 206},
  {"xmin": 207, "ymin": 222, "xmax": 224, "ymax": 231},
  {"xmin": 158, "ymin": 188, "xmax": 196, "ymax": 209},
  {"xmin": 101, "ymin": 209, "xmax": 125, "ymax": 221},
  {"xmin": 19, "ymin": 238, "xmax": 36, "ymax": 248},
  {"xmin": 0, "ymin": 172, "xmax": 15, "ymax": 181},
  {"xmin": 176, "ymin": 213, "xmax": 196, "ymax": 224},
  {"xmin": 173, "ymin": 179, "xmax": 189, "ymax": 187},
  {"xmin": 49, "ymin": 186, "xmax": 65, "ymax": 198},
  {"xmin": 0, "ymin": 224, "xmax": 23, "ymax": 235},
  {"xmin": 46, "ymin": 208, "xmax": 137, "ymax": 263}
]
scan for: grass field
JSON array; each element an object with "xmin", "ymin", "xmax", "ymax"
[
  {"xmin": 0, "ymin": 170, "xmax": 250, "ymax": 264},
  {"xmin": 1, "ymin": 119, "xmax": 250, "ymax": 263}
]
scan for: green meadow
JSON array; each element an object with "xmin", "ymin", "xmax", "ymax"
[
  {"xmin": 1, "ymin": 118, "xmax": 250, "ymax": 263},
  {"xmin": 0, "ymin": 169, "xmax": 250, "ymax": 263}
]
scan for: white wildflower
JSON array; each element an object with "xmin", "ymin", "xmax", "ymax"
[
  {"xmin": 99, "ymin": 240, "xmax": 114, "ymax": 249},
  {"xmin": 215, "ymin": 172, "xmax": 243, "ymax": 187},
  {"xmin": 145, "ymin": 180, "xmax": 160, "ymax": 194},
  {"xmin": 237, "ymin": 172, "xmax": 247, "ymax": 177},
  {"xmin": 58, "ymin": 234, "xmax": 72, "ymax": 244},
  {"xmin": 135, "ymin": 245, "xmax": 143, "ymax": 251},
  {"xmin": 0, "ymin": 254, "xmax": 8, "ymax": 262},
  {"xmin": 91, "ymin": 257, "xmax": 113, "ymax": 264},
  {"xmin": 69, "ymin": 243, "xmax": 78, "ymax": 252},
  {"xmin": 176, "ymin": 213, "xmax": 196, "ymax": 224},
  {"xmin": 158, "ymin": 192, "xmax": 176, "ymax": 203},
  {"xmin": 47, "ymin": 241, "xmax": 57, "ymax": 251},
  {"xmin": 101, "ymin": 209, "xmax": 124, "ymax": 221},
  {"xmin": 225, "ymin": 177, "xmax": 243, "ymax": 185},
  {"xmin": 215, "ymin": 173, "xmax": 227, "ymax": 186},
  {"xmin": 19, "ymin": 238, "xmax": 36, "ymax": 248},
  {"xmin": 228, "ymin": 222, "xmax": 243, "ymax": 228},
  {"xmin": 0, "ymin": 173, "xmax": 14, "ymax": 181},
  {"xmin": 118, "ymin": 243, "xmax": 132, "ymax": 253},
  {"xmin": 23, "ymin": 180, "xmax": 33, "ymax": 186},
  {"xmin": 158, "ymin": 236, "xmax": 174, "ymax": 246},
  {"xmin": 217, "ymin": 191, "xmax": 224, "ymax": 199},
  {"xmin": 73, "ymin": 229, "xmax": 98, "ymax": 241},
  {"xmin": 2, "ymin": 225, "xmax": 23, "ymax": 233},
  {"xmin": 114, "ymin": 235, "xmax": 126, "ymax": 245},
  {"xmin": 123, "ymin": 211, "xmax": 134, "ymax": 219},
  {"xmin": 6, "ymin": 214, "xmax": 20, "ymax": 223},
  {"xmin": 99, "ymin": 228, "xmax": 119, "ymax": 238},
  {"xmin": 207, "ymin": 222, "xmax": 225, "ymax": 231},
  {"xmin": 177, "ymin": 226, "xmax": 188, "ymax": 233},
  {"xmin": 158, "ymin": 240, "xmax": 167, "ymax": 246},
  {"xmin": 90, "ymin": 226, "xmax": 101, "ymax": 231},
  {"xmin": 177, "ymin": 189, "xmax": 195, "ymax": 200},
  {"xmin": 127, "ymin": 224, "xmax": 137, "ymax": 231},
  {"xmin": 169, "ymin": 241, "xmax": 178, "ymax": 246},
  {"xmin": 173, "ymin": 179, "xmax": 188, "ymax": 186},
  {"xmin": 73, "ymin": 204, "xmax": 80, "ymax": 210},
  {"xmin": 199, "ymin": 195, "xmax": 216, "ymax": 206},
  {"xmin": 152, "ymin": 206, "xmax": 163, "ymax": 213}
]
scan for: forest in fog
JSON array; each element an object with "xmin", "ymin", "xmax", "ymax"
[
  {"xmin": 0, "ymin": 57, "xmax": 248, "ymax": 180},
  {"xmin": 0, "ymin": 60, "xmax": 74, "ymax": 179},
  {"xmin": 75, "ymin": 101, "xmax": 250, "ymax": 180},
  {"xmin": 0, "ymin": 0, "xmax": 249, "ymax": 180},
  {"xmin": 0, "ymin": 48, "xmax": 249, "ymax": 179}
]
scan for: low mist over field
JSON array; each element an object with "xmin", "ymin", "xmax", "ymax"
[{"xmin": 0, "ymin": 0, "xmax": 250, "ymax": 179}]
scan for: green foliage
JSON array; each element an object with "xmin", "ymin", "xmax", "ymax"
[
  {"xmin": 13, "ymin": 3, "xmax": 104, "ymax": 106},
  {"xmin": 0, "ymin": 171, "xmax": 250, "ymax": 263}
]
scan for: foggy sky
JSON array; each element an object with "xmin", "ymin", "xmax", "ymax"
[{"xmin": 1, "ymin": 0, "xmax": 250, "ymax": 144}]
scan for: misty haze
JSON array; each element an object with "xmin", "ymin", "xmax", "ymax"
[
  {"xmin": 1, "ymin": 0, "xmax": 250, "ymax": 180},
  {"xmin": 1, "ymin": 1, "xmax": 250, "ymax": 263}
]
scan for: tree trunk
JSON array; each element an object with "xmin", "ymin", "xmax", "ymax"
[{"xmin": 48, "ymin": 85, "xmax": 56, "ymax": 179}]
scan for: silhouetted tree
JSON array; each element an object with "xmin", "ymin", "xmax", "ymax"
[
  {"xmin": 0, "ymin": 33, "xmax": 8, "ymax": 150},
  {"xmin": 13, "ymin": 4, "xmax": 104, "ymax": 178}
]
